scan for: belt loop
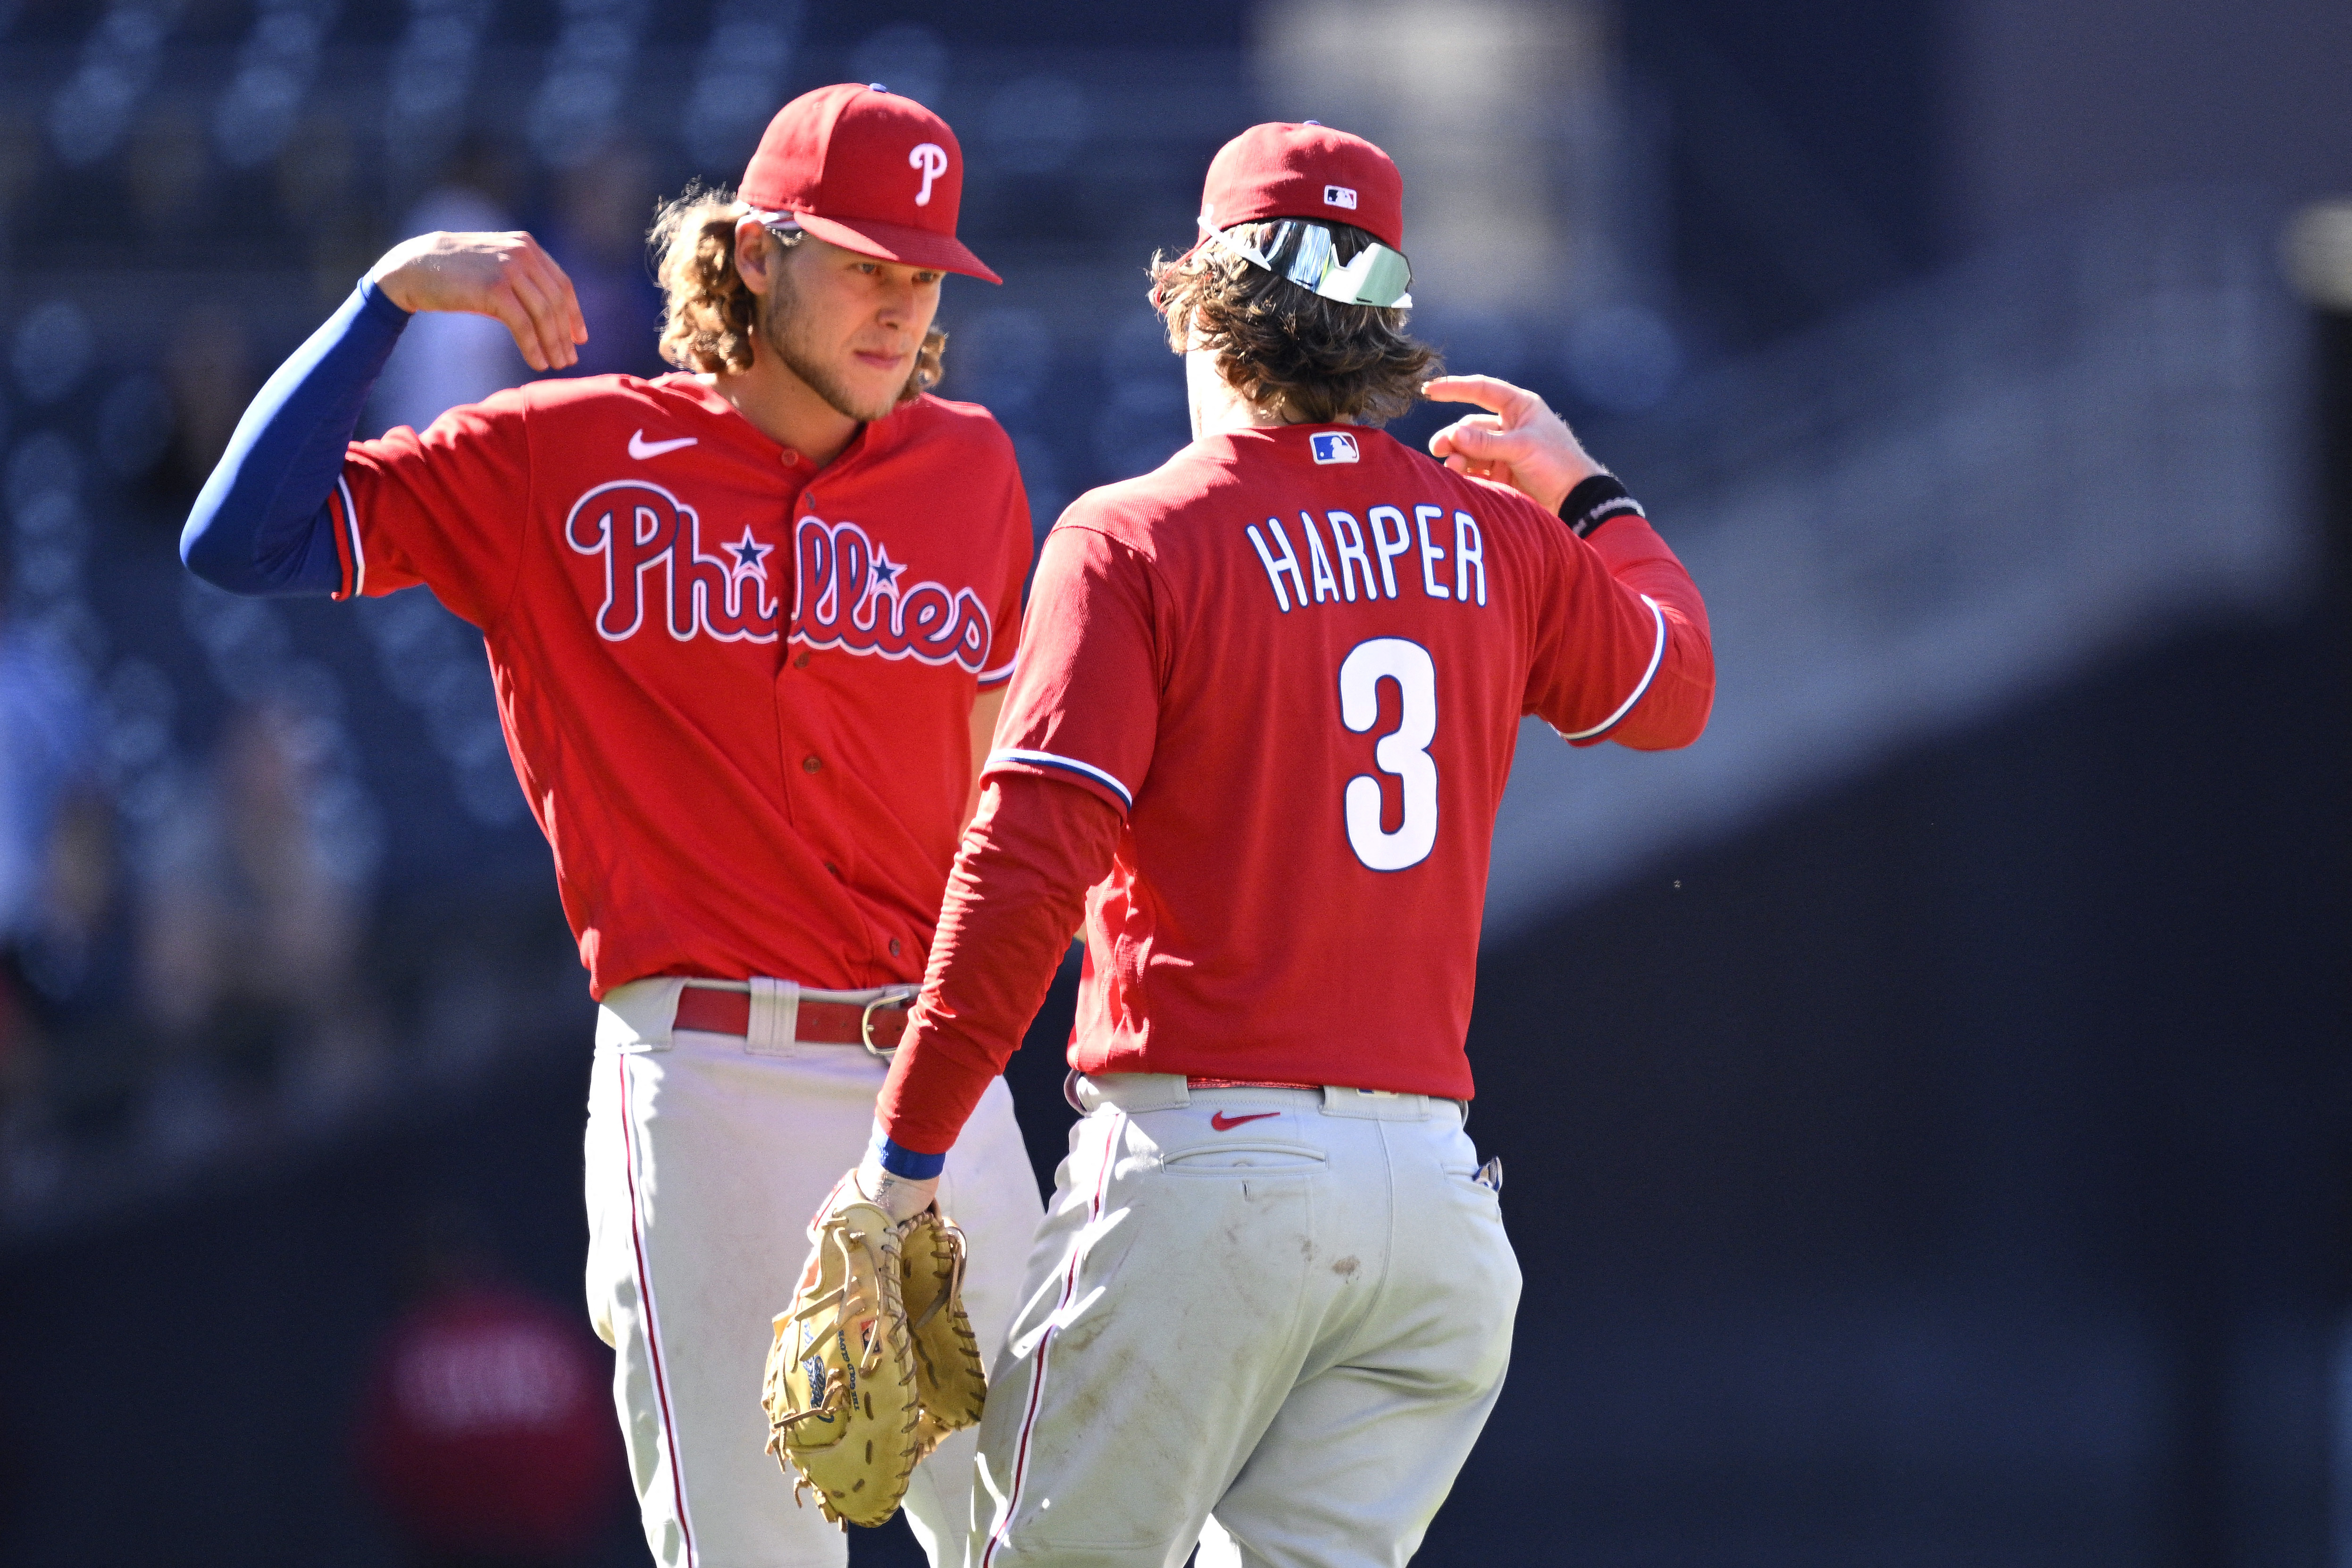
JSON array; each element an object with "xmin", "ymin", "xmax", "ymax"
[
  {"xmin": 746, "ymin": 977, "xmax": 800, "ymax": 1054},
  {"xmin": 1321, "ymin": 1086, "xmax": 1432, "ymax": 1121}
]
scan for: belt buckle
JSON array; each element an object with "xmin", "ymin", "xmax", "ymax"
[{"xmin": 861, "ymin": 984, "xmax": 920, "ymax": 1059}]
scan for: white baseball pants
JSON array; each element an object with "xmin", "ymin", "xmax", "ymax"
[
  {"xmin": 968, "ymin": 1075, "xmax": 1520, "ymax": 1568},
  {"xmin": 584, "ymin": 976, "xmax": 1044, "ymax": 1568}
]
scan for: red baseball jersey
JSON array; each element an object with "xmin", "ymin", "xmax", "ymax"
[
  {"xmin": 326, "ymin": 373, "xmax": 1030, "ymax": 997},
  {"xmin": 982, "ymin": 422, "xmax": 1711, "ymax": 1099}
]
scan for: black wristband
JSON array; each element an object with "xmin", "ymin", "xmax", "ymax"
[{"xmin": 1558, "ymin": 473, "xmax": 1646, "ymax": 538}]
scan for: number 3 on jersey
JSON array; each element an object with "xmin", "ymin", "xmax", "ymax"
[{"xmin": 1339, "ymin": 637, "xmax": 1438, "ymax": 871}]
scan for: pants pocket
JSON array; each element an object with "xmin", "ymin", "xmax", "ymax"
[{"xmin": 1158, "ymin": 1140, "xmax": 1329, "ymax": 1174}]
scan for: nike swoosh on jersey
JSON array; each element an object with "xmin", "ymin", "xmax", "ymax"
[
  {"xmin": 628, "ymin": 430, "xmax": 699, "ymax": 459},
  {"xmin": 1209, "ymin": 1110, "xmax": 1281, "ymax": 1131}
]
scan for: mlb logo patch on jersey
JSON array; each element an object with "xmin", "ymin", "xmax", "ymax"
[
  {"xmin": 1323, "ymin": 184, "xmax": 1358, "ymax": 210},
  {"xmin": 1310, "ymin": 431, "xmax": 1360, "ymax": 465}
]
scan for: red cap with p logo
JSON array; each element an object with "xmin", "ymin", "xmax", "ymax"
[{"xmin": 739, "ymin": 83, "xmax": 1001, "ymax": 284}]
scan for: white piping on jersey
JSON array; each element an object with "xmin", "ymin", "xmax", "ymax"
[
  {"xmin": 337, "ymin": 474, "xmax": 366, "ymax": 597},
  {"xmin": 989, "ymin": 747, "xmax": 1133, "ymax": 810},
  {"xmin": 1560, "ymin": 594, "xmax": 1667, "ymax": 741},
  {"xmin": 978, "ymin": 652, "xmax": 1019, "ymax": 686}
]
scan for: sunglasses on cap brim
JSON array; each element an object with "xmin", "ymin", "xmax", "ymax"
[{"xmin": 1211, "ymin": 220, "xmax": 1413, "ymax": 310}]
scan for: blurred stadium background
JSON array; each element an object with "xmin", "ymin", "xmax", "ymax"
[{"xmin": 0, "ymin": 0, "xmax": 2345, "ymax": 1563}]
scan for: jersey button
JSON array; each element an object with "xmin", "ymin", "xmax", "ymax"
[
  {"xmin": 889, "ymin": 939, "xmax": 902, "ymax": 956},
  {"xmin": 824, "ymin": 861, "xmax": 841, "ymax": 876},
  {"xmin": 802, "ymin": 755, "xmax": 822, "ymax": 773},
  {"xmin": 793, "ymin": 652, "xmax": 811, "ymax": 669}
]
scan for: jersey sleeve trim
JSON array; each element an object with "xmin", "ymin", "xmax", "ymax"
[
  {"xmin": 977, "ymin": 652, "xmax": 1018, "ymax": 689},
  {"xmin": 326, "ymin": 482, "xmax": 353, "ymax": 596},
  {"xmin": 987, "ymin": 747, "xmax": 1133, "ymax": 811},
  {"xmin": 1559, "ymin": 594, "xmax": 1667, "ymax": 742},
  {"xmin": 329, "ymin": 473, "xmax": 366, "ymax": 599}
]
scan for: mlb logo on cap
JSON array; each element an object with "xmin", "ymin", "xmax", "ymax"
[
  {"xmin": 1323, "ymin": 185, "xmax": 1358, "ymax": 210},
  {"xmin": 1310, "ymin": 432, "xmax": 1360, "ymax": 464}
]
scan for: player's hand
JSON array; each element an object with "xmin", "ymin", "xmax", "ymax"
[
  {"xmin": 853, "ymin": 1154, "xmax": 941, "ymax": 1225},
  {"xmin": 367, "ymin": 231, "xmax": 588, "ymax": 372},
  {"xmin": 1423, "ymin": 375, "xmax": 1604, "ymax": 514}
]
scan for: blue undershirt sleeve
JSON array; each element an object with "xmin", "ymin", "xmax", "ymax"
[{"xmin": 179, "ymin": 280, "xmax": 412, "ymax": 597}]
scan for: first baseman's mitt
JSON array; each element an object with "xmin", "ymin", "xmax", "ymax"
[
  {"xmin": 762, "ymin": 1194, "xmax": 923, "ymax": 1526},
  {"xmin": 899, "ymin": 1210, "xmax": 987, "ymax": 1456}
]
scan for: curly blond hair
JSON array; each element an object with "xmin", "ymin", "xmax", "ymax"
[
  {"xmin": 1149, "ymin": 220, "xmax": 1438, "ymax": 427},
  {"xmin": 649, "ymin": 183, "xmax": 946, "ymax": 400}
]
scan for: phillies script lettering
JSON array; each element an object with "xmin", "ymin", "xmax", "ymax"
[
  {"xmin": 793, "ymin": 514, "xmax": 991, "ymax": 672},
  {"xmin": 563, "ymin": 480, "xmax": 990, "ymax": 671},
  {"xmin": 566, "ymin": 479, "xmax": 779, "ymax": 642}
]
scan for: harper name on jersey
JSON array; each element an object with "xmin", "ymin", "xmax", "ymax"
[{"xmin": 1245, "ymin": 503, "xmax": 1489, "ymax": 612}]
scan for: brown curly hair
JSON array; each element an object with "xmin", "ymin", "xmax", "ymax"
[
  {"xmin": 1148, "ymin": 220, "xmax": 1440, "ymax": 427},
  {"xmin": 649, "ymin": 182, "xmax": 946, "ymax": 401}
]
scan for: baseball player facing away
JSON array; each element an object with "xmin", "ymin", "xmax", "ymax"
[
  {"xmin": 830, "ymin": 123, "xmax": 1717, "ymax": 1568},
  {"xmin": 180, "ymin": 86, "xmax": 1046, "ymax": 1568}
]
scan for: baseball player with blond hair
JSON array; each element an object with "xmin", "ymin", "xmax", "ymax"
[
  {"xmin": 826, "ymin": 122, "xmax": 1716, "ymax": 1566},
  {"xmin": 181, "ymin": 85, "xmax": 1044, "ymax": 1568}
]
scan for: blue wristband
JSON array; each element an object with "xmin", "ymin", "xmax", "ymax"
[{"xmin": 872, "ymin": 1131, "xmax": 947, "ymax": 1181}]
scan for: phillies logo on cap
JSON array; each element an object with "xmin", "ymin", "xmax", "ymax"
[
  {"xmin": 738, "ymin": 84, "xmax": 1001, "ymax": 284},
  {"xmin": 909, "ymin": 143, "xmax": 947, "ymax": 205},
  {"xmin": 1310, "ymin": 431, "xmax": 1360, "ymax": 464}
]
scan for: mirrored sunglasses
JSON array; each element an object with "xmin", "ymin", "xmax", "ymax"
[{"xmin": 1211, "ymin": 220, "xmax": 1413, "ymax": 310}]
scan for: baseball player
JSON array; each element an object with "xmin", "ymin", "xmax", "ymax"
[
  {"xmin": 180, "ymin": 85, "xmax": 1045, "ymax": 1568},
  {"xmin": 836, "ymin": 123, "xmax": 1716, "ymax": 1567}
]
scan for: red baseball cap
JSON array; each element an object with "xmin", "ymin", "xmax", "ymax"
[
  {"xmin": 1196, "ymin": 122, "xmax": 1405, "ymax": 253},
  {"xmin": 739, "ymin": 83, "xmax": 1000, "ymax": 285}
]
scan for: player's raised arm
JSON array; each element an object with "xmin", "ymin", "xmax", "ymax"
[
  {"xmin": 180, "ymin": 233, "xmax": 583, "ymax": 598},
  {"xmin": 1428, "ymin": 372, "xmax": 1715, "ymax": 750}
]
